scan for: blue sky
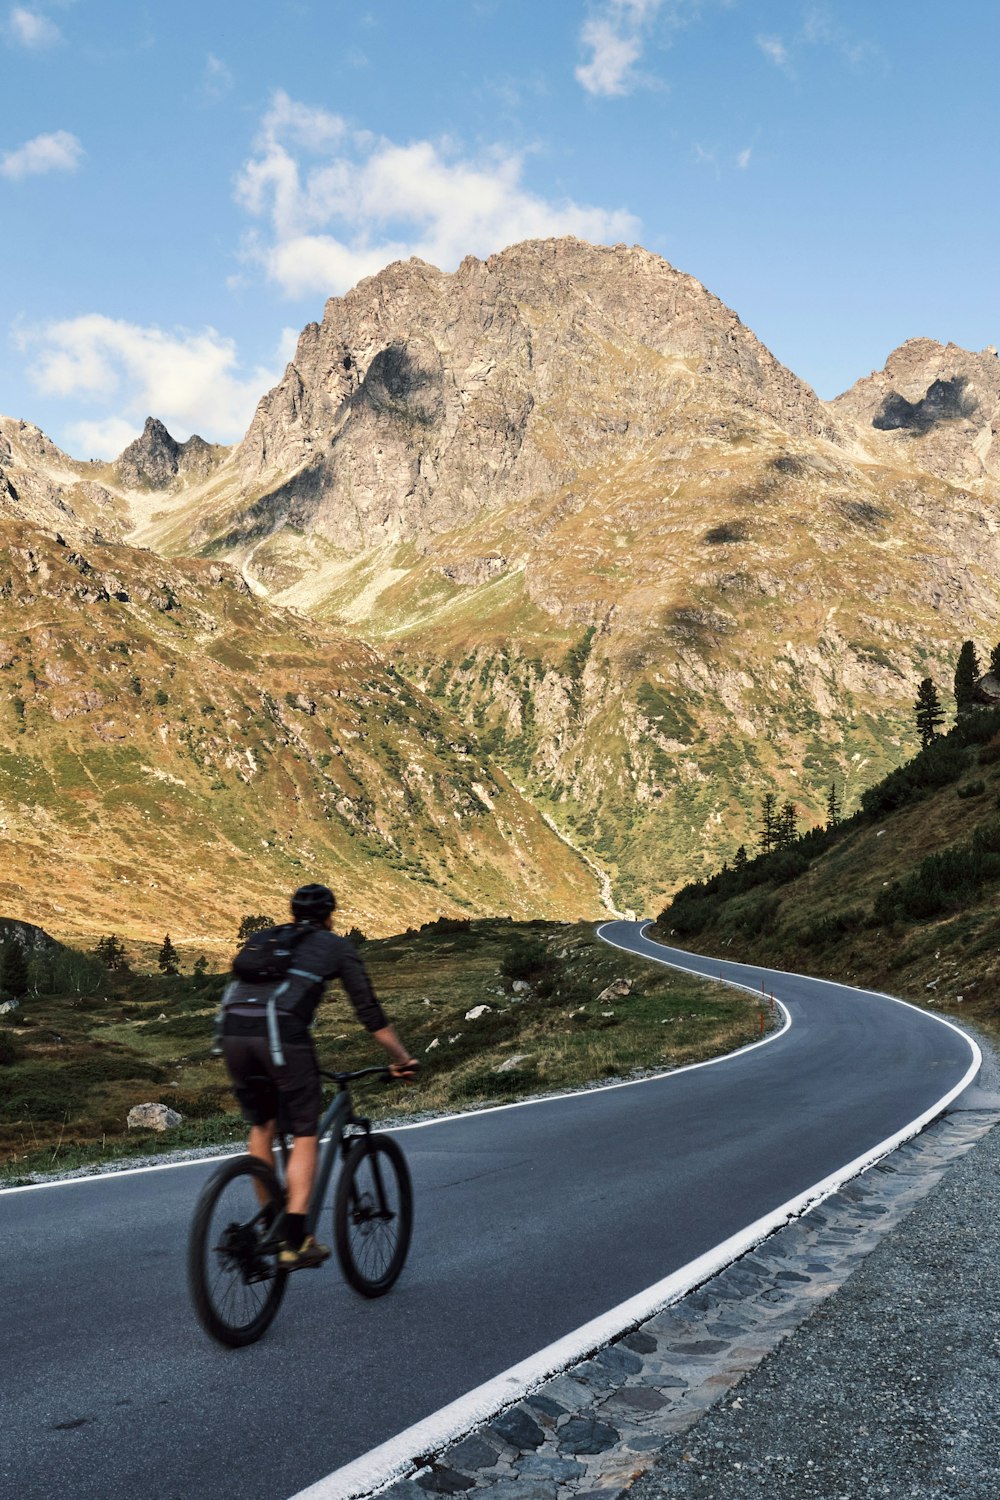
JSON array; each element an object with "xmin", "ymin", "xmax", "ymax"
[{"xmin": 2, "ymin": 0, "xmax": 998, "ymax": 457}]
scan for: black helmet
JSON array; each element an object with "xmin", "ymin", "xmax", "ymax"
[{"xmin": 291, "ymin": 883, "xmax": 336, "ymax": 922}]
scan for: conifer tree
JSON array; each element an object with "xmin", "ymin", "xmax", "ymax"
[
  {"xmin": 990, "ymin": 641, "xmax": 1000, "ymax": 678},
  {"xmin": 157, "ymin": 934, "xmax": 179, "ymax": 975},
  {"xmin": 954, "ymin": 640, "xmax": 981, "ymax": 711},
  {"xmin": 914, "ymin": 677, "xmax": 944, "ymax": 747},
  {"xmin": 193, "ymin": 955, "xmax": 209, "ymax": 978},
  {"xmin": 759, "ymin": 793, "xmax": 778, "ymax": 855},
  {"xmin": 94, "ymin": 934, "xmax": 128, "ymax": 971},
  {"xmin": 826, "ymin": 782, "xmax": 842, "ymax": 827},
  {"xmin": 734, "ymin": 844, "xmax": 748, "ymax": 871},
  {"xmin": 1, "ymin": 937, "xmax": 29, "ymax": 998},
  {"xmin": 777, "ymin": 801, "xmax": 798, "ymax": 849}
]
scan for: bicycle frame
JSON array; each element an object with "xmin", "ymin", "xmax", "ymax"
[{"xmin": 270, "ymin": 1068, "xmax": 379, "ymax": 1240}]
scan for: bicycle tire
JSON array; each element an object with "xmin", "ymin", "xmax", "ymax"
[
  {"xmin": 188, "ymin": 1155, "xmax": 288, "ymax": 1346},
  {"xmin": 334, "ymin": 1134, "xmax": 413, "ymax": 1298}
]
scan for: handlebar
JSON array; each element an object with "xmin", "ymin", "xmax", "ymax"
[{"xmin": 319, "ymin": 1063, "xmax": 420, "ymax": 1088}]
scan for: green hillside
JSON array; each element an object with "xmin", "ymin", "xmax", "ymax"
[{"xmin": 654, "ymin": 707, "xmax": 1000, "ymax": 1030}]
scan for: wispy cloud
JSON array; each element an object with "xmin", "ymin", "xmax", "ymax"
[
  {"xmin": 15, "ymin": 315, "xmax": 291, "ymax": 456},
  {"xmin": 756, "ymin": 34, "xmax": 792, "ymax": 73},
  {"xmin": 576, "ymin": 0, "xmax": 663, "ymax": 97},
  {"xmin": 758, "ymin": 8, "xmax": 876, "ymax": 78},
  {"xmin": 203, "ymin": 53, "xmax": 233, "ymax": 103},
  {"xmin": 234, "ymin": 90, "xmax": 640, "ymax": 298},
  {"xmin": 7, "ymin": 5, "xmax": 61, "ymax": 48},
  {"xmin": 0, "ymin": 129, "xmax": 83, "ymax": 180},
  {"xmin": 736, "ymin": 146, "xmax": 752, "ymax": 169}
]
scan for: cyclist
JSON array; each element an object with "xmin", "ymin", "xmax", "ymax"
[{"xmin": 220, "ymin": 883, "xmax": 417, "ymax": 1270}]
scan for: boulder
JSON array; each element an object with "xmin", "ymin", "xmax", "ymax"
[
  {"xmin": 973, "ymin": 671, "xmax": 1000, "ymax": 707},
  {"xmin": 127, "ymin": 1102, "xmax": 183, "ymax": 1132},
  {"xmin": 496, "ymin": 1053, "xmax": 531, "ymax": 1073},
  {"xmin": 464, "ymin": 1004, "xmax": 492, "ymax": 1020},
  {"xmin": 597, "ymin": 978, "xmax": 633, "ymax": 1003}
]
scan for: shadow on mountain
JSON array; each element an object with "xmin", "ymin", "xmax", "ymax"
[
  {"xmin": 357, "ymin": 342, "xmax": 444, "ymax": 427},
  {"xmin": 873, "ymin": 376, "xmax": 978, "ymax": 434}
]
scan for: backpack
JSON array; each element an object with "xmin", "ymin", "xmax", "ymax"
[
  {"xmin": 211, "ymin": 923, "xmax": 316, "ymax": 1064},
  {"xmin": 231, "ymin": 922, "xmax": 311, "ymax": 983}
]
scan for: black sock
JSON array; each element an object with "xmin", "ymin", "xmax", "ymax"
[{"xmin": 285, "ymin": 1213, "xmax": 306, "ymax": 1250}]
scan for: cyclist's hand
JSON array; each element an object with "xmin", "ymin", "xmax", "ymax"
[{"xmin": 389, "ymin": 1058, "xmax": 420, "ymax": 1082}]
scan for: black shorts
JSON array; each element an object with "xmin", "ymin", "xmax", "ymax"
[{"xmin": 222, "ymin": 1028, "xmax": 321, "ymax": 1137}]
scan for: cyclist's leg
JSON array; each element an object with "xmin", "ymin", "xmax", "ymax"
[
  {"xmin": 248, "ymin": 1121, "xmax": 278, "ymax": 1206},
  {"xmin": 274, "ymin": 1040, "xmax": 322, "ymax": 1212},
  {"xmin": 285, "ymin": 1134, "xmax": 317, "ymax": 1214}
]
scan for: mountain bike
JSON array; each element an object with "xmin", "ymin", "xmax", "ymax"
[{"xmin": 188, "ymin": 1065, "xmax": 413, "ymax": 1347}]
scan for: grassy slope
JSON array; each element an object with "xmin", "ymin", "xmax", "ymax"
[
  {"xmin": 0, "ymin": 521, "xmax": 599, "ymax": 943},
  {"xmin": 652, "ymin": 710, "xmax": 1000, "ymax": 1035},
  {"xmin": 0, "ymin": 919, "xmax": 766, "ymax": 1180},
  {"xmin": 240, "ymin": 429, "xmax": 1000, "ymax": 917}
]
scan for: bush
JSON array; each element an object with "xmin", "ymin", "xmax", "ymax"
[
  {"xmin": 500, "ymin": 935, "xmax": 552, "ymax": 984},
  {"xmin": 0, "ymin": 1029, "xmax": 22, "ymax": 1065},
  {"xmin": 957, "ymin": 781, "xmax": 986, "ymax": 799}
]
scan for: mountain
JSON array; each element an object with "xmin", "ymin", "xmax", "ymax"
[
  {"xmin": 4, "ymin": 238, "xmax": 1000, "ymax": 918},
  {"xmin": 0, "ymin": 519, "xmax": 599, "ymax": 945},
  {"xmin": 833, "ymin": 338, "xmax": 1000, "ymax": 484}
]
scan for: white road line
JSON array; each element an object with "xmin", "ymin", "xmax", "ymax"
[
  {"xmin": 0, "ymin": 938, "xmax": 790, "ymax": 1196},
  {"xmin": 286, "ymin": 927, "xmax": 981, "ymax": 1500}
]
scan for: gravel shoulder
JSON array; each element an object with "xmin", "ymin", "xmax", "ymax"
[
  {"xmin": 629, "ymin": 1029, "xmax": 1000, "ymax": 1500},
  {"xmin": 372, "ymin": 1021, "xmax": 1000, "ymax": 1500}
]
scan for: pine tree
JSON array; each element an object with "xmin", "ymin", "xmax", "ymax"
[
  {"xmin": 826, "ymin": 782, "xmax": 842, "ymax": 827},
  {"xmin": 734, "ymin": 844, "xmax": 748, "ymax": 871},
  {"xmin": 914, "ymin": 677, "xmax": 944, "ymax": 747},
  {"xmin": 1, "ymin": 938, "xmax": 29, "ymax": 999},
  {"xmin": 954, "ymin": 640, "xmax": 982, "ymax": 712},
  {"xmin": 157, "ymin": 934, "xmax": 179, "ymax": 975},
  {"xmin": 777, "ymin": 801, "xmax": 798, "ymax": 849},
  {"xmin": 758, "ymin": 793, "xmax": 778, "ymax": 855},
  {"xmin": 193, "ymin": 955, "xmax": 209, "ymax": 978},
  {"xmin": 990, "ymin": 641, "xmax": 1000, "ymax": 678},
  {"xmin": 237, "ymin": 913, "xmax": 274, "ymax": 945},
  {"xmin": 94, "ymin": 934, "xmax": 128, "ymax": 971}
]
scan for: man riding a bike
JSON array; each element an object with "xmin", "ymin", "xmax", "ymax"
[{"xmin": 219, "ymin": 883, "xmax": 417, "ymax": 1270}]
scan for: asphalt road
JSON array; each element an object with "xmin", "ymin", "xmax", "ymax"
[{"xmin": 1, "ymin": 924, "xmax": 977, "ymax": 1500}]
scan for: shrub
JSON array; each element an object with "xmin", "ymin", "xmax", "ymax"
[
  {"xmin": 501, "ymin": 935, "xmax": 552, "ymax": 985},
  {"xmin": 957, "ymin": 781, "xmax": 986, "ymax": 800},
  {"xmin": 0, "ymin": 1029, "xmax": 22, "ymax": 1065}
]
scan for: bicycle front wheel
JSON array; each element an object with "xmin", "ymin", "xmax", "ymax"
[
  {"xmin": 188, "ymin": 1155, "xmax": 288, "ymax": 1346},
  {"xmin": 334, "ymin": 1133, "xmax": 413, "ymax": 1297}
]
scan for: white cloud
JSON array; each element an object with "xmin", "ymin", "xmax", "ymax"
[
  {"xmin": 15, "ymin": 315, "xmax": 288, "ymax": 457},
  {"xmin": 235, "ymin": 90, "xmax": 640, "ymax": 299},
  {"xmin": 0, "ymin": 129, "xmax": 83, "ymax": 180},
  {"xmin": 7, "ymin": 6, "xmax": 61, "ymax": 48},
  {"xmin": 575, "ymin": 0, "xmax": 665, "ymax": 97},
  {"xmin": 756, "ymin": 34, "xmax": 792, "ymax": 72},
  {"xmin": 736, "ymin": 146, "xmax": 752, "ymax": 169}
]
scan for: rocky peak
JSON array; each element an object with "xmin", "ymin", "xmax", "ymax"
[
  {"xmin": 833, "ymin": 338, "xmax": 1000, "ymax": 482},
  {"xmin": 114, "ymin": 419, "xmax": 225, "ymax": 490},
  {"xmin": 116, "ymin": 417, "xmax": 182, "ymax": 489},
  {"xmin": 225, "ymin": 237, "xmax": 842, "ymax": 556}
]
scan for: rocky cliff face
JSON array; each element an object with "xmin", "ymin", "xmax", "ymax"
[
  {"xmin": 834, "ymin": 338, "xmax": 1000, "ymax": 483},
  {"xmin": 201, "ymin": 238, "xmax": 844, "ymax": 555},
  {"xmin": 115, "ymin": 417, "xmax": 226, "ymax": 489}
]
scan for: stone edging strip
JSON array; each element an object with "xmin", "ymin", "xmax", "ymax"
[{"xmin": 361, "ymin": 1107, "xmax": 998, "ymax": 1500}]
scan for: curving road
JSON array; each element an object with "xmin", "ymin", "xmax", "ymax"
[{"xmin": 1, "ymin": 924, "xmax": 978, "ymax": 1500}]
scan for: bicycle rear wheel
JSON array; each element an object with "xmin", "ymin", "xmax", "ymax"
[
  {"xmin": 188, "ymin": 1156, "xmax": 288, "ymax": 1346},
  {"xmin": 334, "ymin": 1134, "xmax": 413, "ymax": 1297}
]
